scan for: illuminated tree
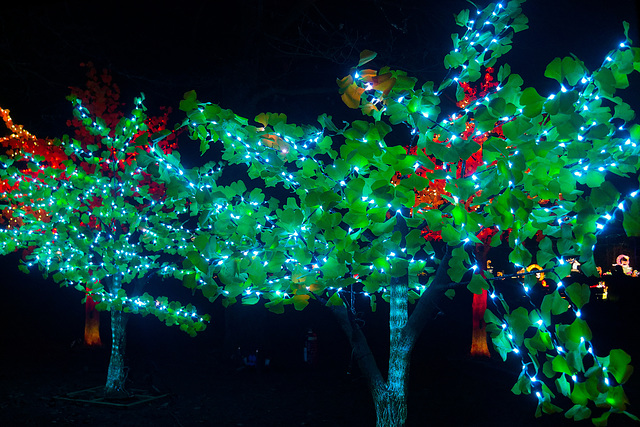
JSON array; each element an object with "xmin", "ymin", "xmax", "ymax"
[
  {"xmin": 0, "ymin": 95, "xmax": 208, "ymax": 398},
  {"xmin": 63, "ymin": 63, "xmax": 179, "ymax": 347},
  {"xmin": 1, "ymin": 63, "xmax": 181, "ymax": 349},
  {"xmin": 166, "ymin": 0, "xmax": 640, "ymax": 425}
]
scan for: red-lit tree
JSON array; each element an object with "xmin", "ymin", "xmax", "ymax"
[{"xmin": 405, "ymin": 66, "xmax": 503, "ymax": 357}]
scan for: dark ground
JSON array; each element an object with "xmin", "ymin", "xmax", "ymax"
[{"xmin": 1, "ymin": 273, "xmax": 639, "ymax": 427}]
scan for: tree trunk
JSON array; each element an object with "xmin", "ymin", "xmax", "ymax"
[
  {"xmin": 373, "ymin": 387, "xmax": 408, "ymax": 427},
  {"xmin": 332, "ymin": 281, "xmax": 461, "ymax": 426},
  {"xmin": 470, "ymin": 244, "xmax": 490, "ymax": 357},
  {"xmin": 104, "ymin": 275, "xmax": 130, "ymax": 399},
  {"xmin": 330, "ymin": 296, "xmax": 411, "ymax": 426},
  {"xmin": 84, "ymin": 292, "xmax": 102, "ymax": 347},
  {"xmin": 105, "ymin": 307, "xmax": 129, "ymax": 398},
  {"xmin": 326, "ymin": 214, "xmax": 453, "ymax": 426},
  {"xmin": 328, "ymin": 270, "xmax": 412, "ymax": 426},
  {"xmin": 383, "ymin": 252, "xmax": 411, "ymax": 427}
]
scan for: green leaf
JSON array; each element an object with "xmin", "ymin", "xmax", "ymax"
[
  {"xmin": 202, "ymin": 283, "xmax": 219, "ymax": 300},
  {"xmin": 552, "ymin": 355, "xmax": 573, "ymax": 375},
  {"xmin": 389, "ymin": 258, "xmax": 409, "ymax": 278},
  {"xmin": 585, "ymin": 169, "xmax": 605, "ymax": 188},
  {"xmin": 265, "ymin": 300, "xmax": 285, "ymax": 314},
  {"xmin": 242, "ymin": 294, "xmax": 260, "ymax": 305},
  {"xmin": 594, "ymin": 68, "xmax": 616, "ymax": 95},
  {"xmin": 451, "ymin": 204, "xmax": 467, "ymax": 226},
  {"xmin": 321, "ymin": 256, "xmax": 349, "ymax": 280},
  {"xmin": 183, "ymin": 272, "xmax": 197, "ymax": 289},
  {"xmin": 194, "ymin": 234, "xmax": 209, "ymax": 251},
  {"xmin": 544, "ymin": 57, "xmax": 586, "ymax": 86},
  {"xmin": 528, "ymin": 329, "xmax": 553, "ymax": 352},
  {"xmin": 608, "ymin": 349, "xmax": 633, "ymax": 384},
  {"xmin": 569, "ymin": 381, "xmax": 590, "ymax": 407},
  {"xmin": 467, "ymin": 273, "xmax": 488, "ymax": 295},
  {"xmin": 544, "ymin": 57, "xmax": 563, "ymax": 83},
  {"xmin": 556, "ymin": 375, "xmax": 571, "ymax": 398},
  {"xmin": 519, "ymin": 87, "xmax": 546, "ymax": 118},
  {"xmin": 358, "ymin": 50, "xmax": 377, "ymax": 67},
  {"xmin": 292, "ymin": 294, "xmax": 310, "ymax": 311},
  {"xmin": 455, "ymin": 9, "xmax": 469, "ymax": 27},
  {"xmin": 179, "ymin": 90, "xmax": 199, "ymax": 112},
  {"xmin": 623, "ymin": 197, "xmax": 640, "ymax": 236},
  {"xmin": 405, "ymin": 229, "xmax": 425, "ymax": 256},
  {"xmin": 441, "ymin": 224, "xmax": 460, "ymax": 244},
  {"xmin": 565, "ymin": 404, "xmax": 592, "ymax": 421},
  {"xmin": 565, "ymin": 318, "xmax": 592, "ymax": 344},
  {"xmin": 447, "ymin": 248, "xmax": 468, "ymax": 282},
  {"xmin": 491, "ymin": 330, "xmax": 513, "ymax": 361},
  {"xmin": 373, "ymin": 256, "xmax": 390, "ymax": 272},
  {"xmin": 511, "ymin": 370, "xmax": 532, "ymax": 395},
  {"xmin": 505, "ymin": 307, "xmax": 532, "ymax": 346},
  {"xmin": 591, "ymin": 411, "xmax": 611, "ymax": 427},
  {"xmin": 369, "ymin": 294, "xmax": 377, "ymax": 312},
  {"xmin": 327, "ymin": 292, "xmax": 344, "ymax": 307},
  {"xmin": 541, "ymin": 291, "xmax": 569, "ymax": 324},
  {"xmin": 565, "ymin": 282, "xmax": 590, "ymax": 309},
  {"xmin": 187, "ymin": 251, "xmax": 210, "ymax": 274},
  {"xmin": 502, "ymin": 116, "xmax": 532, "ymax": 141},
  {"xmin": 444, "ymin": 51, "xmax": 465, "ymax": 69}
]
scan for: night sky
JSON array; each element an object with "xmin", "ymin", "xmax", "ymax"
[
  {"xmin": 1, "ymin": 2, "xmax": 640, "ymax": 424},
  {"xmin": 2, "ymin": 0, "xmax": 639, "ymax": 135}
]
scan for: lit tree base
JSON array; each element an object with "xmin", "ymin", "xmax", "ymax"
[
  {"xmin": 373, "ymin": 388, "xmax": 408, "ymax": 427},
  {"xmin": 104, "ymin": 308, "xmax": 130, "ymax": 400}
]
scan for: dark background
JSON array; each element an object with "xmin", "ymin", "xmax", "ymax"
[
  {"xmin": 2, "ymin": 0, "xmax": 639, "ymax": 134},
  {"xmin": 1, "ymin": 1, "xmax": 640, "ymax": 426}
]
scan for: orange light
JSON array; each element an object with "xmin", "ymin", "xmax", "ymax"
[
  {"xmin": 470, "ymin": 290, "xmax": 490, "ymax": 357},
  {"xmin": 84, "ymin": 292, "xmax": 102, "ymax": 347}
]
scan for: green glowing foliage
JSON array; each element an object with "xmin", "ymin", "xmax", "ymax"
[
  {"xmin": 623, "ymin": 196, "xmax": 640, "ymax": 236},
  {"xmin": 544, "ymin": 56, "xmax": 588, "ymax": 86},
  {"xmin": 565, "ymin": 282, "xmax": 590, "ymax": 309},
  {"xmin": 148, "ymin": 0, "xmax": 640, "ymax": 424},
  {"xmin": 0, "ymin": 95, "xmax": 209, "ymax": 337}
]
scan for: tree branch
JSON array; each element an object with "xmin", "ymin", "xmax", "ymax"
[
  {"xmin": 404, "ymin": 245, "xmax": 454, "ymax": 343},
  {"xmin": 327, "ymin": 303, "xmax": 386, "ymax": 391}
]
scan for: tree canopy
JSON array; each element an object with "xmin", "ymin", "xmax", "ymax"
[
  {"xmin": 164, "ymin": 0, "xmax": 640, "ymax": 423},
  {"xmin": 0, "ymin": 95, "xmax": 209, "ymax": 335},
  {"xmin": 1, "ymin": 0, "xmax": 639, "ymax": 424}
]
